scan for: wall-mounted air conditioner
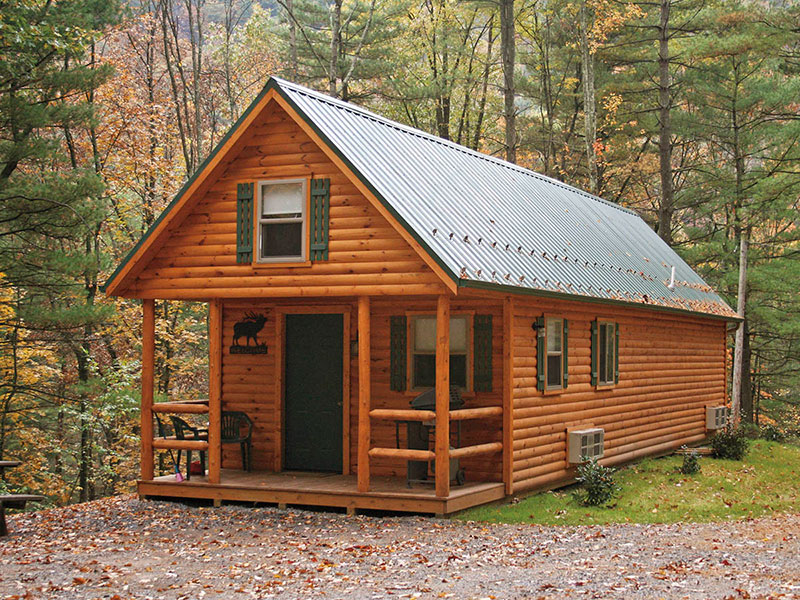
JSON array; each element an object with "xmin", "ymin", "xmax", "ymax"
[
  {"xmin": 567, "ymin": 428, "xmax": 605, "ymax": 464},
  {"xmin": 706, "ymin": 406, "xmax": 730, "ymax": 430}
]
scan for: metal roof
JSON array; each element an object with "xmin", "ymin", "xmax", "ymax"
[{"xmin": 275, "ymin": 78, "xmax": 736, "ymax": 319}]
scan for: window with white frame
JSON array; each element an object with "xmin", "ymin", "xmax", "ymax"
[
  {"xmin": 411, "ymin": 315, "xmax": 469, "ymax": 389},
  {"xmin": 257, "ymin": 179, "xmax": 306, "ymax": 262},
  {"xmin": 546, "ymin": 317, "xmax": 564, "ymax": 390},
  {"xmin": 598, "ymin": 321, "xmax": 616, "ymax": 385}
]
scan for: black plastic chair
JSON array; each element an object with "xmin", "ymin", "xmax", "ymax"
[
  {"xmin": 221, "ymin": 411, "xmax": 253, "ymax": 471},
  {"xmin": 154, "ymin": 414, "xmax": 181, "ymax": 473},
  {"xmin": 170, "ymin": 415, "xmax": 208, "ymax": 479}
]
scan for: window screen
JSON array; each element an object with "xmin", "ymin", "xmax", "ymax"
[{"xmin": 412, "ymin": 315, "xmax": 469, "ymax": 389}]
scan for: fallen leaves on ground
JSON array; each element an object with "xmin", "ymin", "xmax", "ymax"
[{"xmin": 0, "ymin": 496, "xmax": 798, "ymax": 599}]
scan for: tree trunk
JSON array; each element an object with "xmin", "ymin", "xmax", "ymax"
[
  {"xmin": 500, "ymin": 0, "xmax": 516, "ymax": 163},
  {"xmin": 329, "ymin": 0, "xmax": 342, "ymax": 97},
  {"xmin": 578, "ymin": 0, "xmax": 598, "ymax": 193},
  {"xmin": 222, "ymin": 0, "xmax": 237, "ymax": 120},
  {"xmin": 657, "ymin": 0, "xmax": 674, "ymax": 243},
  {"xmin": 539, "ymin": 11, "xmax": 556, "ymax": 176},
  {"xmin": 286, "ymin": 0, "xmax": 298, "ymax": 79},
  {"xmin": 0, "ymin": 300, "xmax": 20, "ymax": 461},
  {"xmin": 730, "ymin": 228, "xmax": 749, "ymax": 424},
  {"xmin": 472, "ymin": 15, "xmax": 494, "ymax": 151},
  {"xmin": 740, "ymin": 319, "xmax": 753, "ymax": 423}
]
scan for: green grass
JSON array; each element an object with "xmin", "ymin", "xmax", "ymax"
[{"xmin": 459, "ymin": 440, "xmax": 800, "ymax": 525}]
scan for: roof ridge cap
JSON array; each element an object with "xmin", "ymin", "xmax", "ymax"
[{"xmin": 272, "ymin": 76, "xmax": 637, "ymax": 216}]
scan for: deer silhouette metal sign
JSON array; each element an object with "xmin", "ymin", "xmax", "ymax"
[{"xmin": 230, "ymin": 312, "xmax": 268, "ymax": 354}]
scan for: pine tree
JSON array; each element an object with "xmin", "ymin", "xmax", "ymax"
[
  {"xmin": 0, "ymin": 0, "xmax": 120, "ymax": 501},
  {"xmin": 679, "ymin": 0, "xmax": 800, "ymax": 422}
]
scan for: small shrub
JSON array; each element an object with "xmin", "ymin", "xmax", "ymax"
[
  {"xmin": 576, "ymin": 456, "xmax": 618, "ymax": 506},
  {"xmin": 710, "ymin": 427, "xmax": 749, "ymax": 460},
  {"xmin": 679, "ymin": 446, "xmax": 701, "ymax": 474},
  {"xmin": 760, "ymin": 423, "xmax": 784, "ymax": 442}
]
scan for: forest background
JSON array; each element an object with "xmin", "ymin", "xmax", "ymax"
[{"xmin": 0, "ymin": 0, "xmax": 797, "ymax": 504}]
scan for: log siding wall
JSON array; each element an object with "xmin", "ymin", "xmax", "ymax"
[
  {"xmin": 219, "ymin": 293, "xmax": 725, "ymax": 487},
  {"xmin": 130, "ymin": 101, "xmax": 443, "ymax": 298},
  {"xmin": 509, "ymin": 295, "xmax": 727, "ymax": 493},
  {"xmin": 221, "ymin": 302, "xmax": 277, "ymax": 470}
]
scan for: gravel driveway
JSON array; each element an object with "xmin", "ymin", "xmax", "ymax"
[{"xmin": 1, "ymin": 495, "xmax": 798, "ymax": 599}]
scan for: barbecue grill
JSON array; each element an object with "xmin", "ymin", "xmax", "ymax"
[{"xmin": 397, "ymin": 386, "xmax": 466, "ymax": 487}]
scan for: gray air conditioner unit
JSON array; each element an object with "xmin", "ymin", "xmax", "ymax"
[
  {"xmin": 567, "ymin": 428, "xmax": 605, "ymax": 464},
  {"xmin": 706, "ymin": 406, "xmax": 731, "ymax": 430}
]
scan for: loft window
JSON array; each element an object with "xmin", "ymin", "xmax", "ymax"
[
  {"xmin": 546, "ymin": 317, "xmax": 564, "ymax": 390},
  {"xmin": 598, "ymin": 321, "xmax": 616, "ymax": 385},
  {"xmin": 257, "ymin": 179, "xmax": 306, "ymax": 262},
  {"xmin": 411, "ymin": 315, "xmax": 469, "ymax": 389}
]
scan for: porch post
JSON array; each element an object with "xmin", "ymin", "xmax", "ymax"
[
  {"xmin": 141, "ymin": 299, "xmax": 155, "ymax": 481},
  {"xmin": 357, "ymin": 296, "xmax": 371, "ymax": 492},
  {"xmin": 208, "ymin": 299, "xmax": 222, "ymax": 484},
  {"xmin": 435, "ymin": 294, "xmax": 450, "ymax": 498}
]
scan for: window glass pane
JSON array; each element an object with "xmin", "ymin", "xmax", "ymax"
[
  {"xmin": 547, "ymin": 354, "xmax": 562, "ymax": 388},
  {"xmin": 450, "ymin": 354, "xmax": 467, "ymax": 388},
  {"xmin": 547, "ymin": 319, "xmax": 562, "ymax": 352},
  {"xmin": 414, "ymin": 317, "xmax": 436, "ymax": 352},
  {"xmin": 450, "ymin": 316, "xmax": 467, "ymax": 352},
  {"xmin": 605, "ymin": 326, "xmax": 615, "ymax": 382},
  {"xmin": 262, "ymin": 182, "xmax": 303, "ymax": 217},
  {"xmin": 413, "ymin": 354, "xmax": 435, "ymax": 388},
  {"xmin": 261, "ymin": 222, "xmax": 302, "ymax": 257},
  {"xmin": 599, "ymin": 324, "xmax": 607, "ymax": 383},
  {"xmin": 413, "ymin": 354, "xmax": 467, "ymax": 389}
]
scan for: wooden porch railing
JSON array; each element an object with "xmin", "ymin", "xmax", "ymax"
[
  {"xmin": 151, "ymin": 402, "xmax": 209, "ymax": 414},
  {"xmin": 368, "ymin": 405, "xmax": 504, "ymax": 470}
]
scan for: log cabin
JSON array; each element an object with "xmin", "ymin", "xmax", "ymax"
[{"xmin": 104, "ymin": 77, "xmax": 739, "ymax": 515}]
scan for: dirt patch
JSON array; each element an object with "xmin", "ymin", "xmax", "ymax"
[{"xmin": 1, "ymin": 496, "xmax": 798, "ymax": 599}]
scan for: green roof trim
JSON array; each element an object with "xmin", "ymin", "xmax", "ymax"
[{"xmin": 459, "ymin": 279, "xmax": 742, "ymax": 322}]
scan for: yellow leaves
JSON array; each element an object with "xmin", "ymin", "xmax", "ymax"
[{"xmin": 587, "ymin": 0, "xmax": 644, "ymax": 52}]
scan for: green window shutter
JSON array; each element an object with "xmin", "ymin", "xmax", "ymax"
[
  {"xmin": 536, "ymin": 316, "xmax": 546, "ymax": 392},
  {"xmin": 562, "ymin": 319, "xmax": 569, "ymax": 387},
  {"xmin": 236, "ymin": 182, "xmax": 254, "ymax": 264},
  {"xmin": 590, "ymin": 320, "xmax": 598, "ymax": 387},
  {"xmin": 614, "ymin": 323, "xmax": 620, "ymax": 384},
  {"xmin": 473, "ymin": 314, "xmax": 493, "ymax": 392},
  {"xmin": 390, "ymin": 316, "xmax": 407, "ymax": 392},
  {"xmin": 310, "ymin": 178, "xmax": 330, "ymax": 260}
]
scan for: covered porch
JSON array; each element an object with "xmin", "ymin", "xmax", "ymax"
[{"xmin": 138, "ymin": 294, "xmax": 512, "ymax": 515}]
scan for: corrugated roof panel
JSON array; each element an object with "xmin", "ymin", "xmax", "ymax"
[{"xmin": 276, "ymin": 78, "xmax": 736, "ymax": 319}]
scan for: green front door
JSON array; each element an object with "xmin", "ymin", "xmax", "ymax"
[{"xmin": 284, "ymin": 313, "xmax": 343, "ymax": 472}]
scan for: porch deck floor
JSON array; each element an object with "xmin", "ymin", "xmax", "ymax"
[{"xmin": 138, "ymin": 469, "xmax": 505, "ymax": 515}]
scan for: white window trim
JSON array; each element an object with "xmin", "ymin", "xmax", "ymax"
[
  {"xmin": 545, "ymin": 317, "xmax": 564, "ymax": 391},
  {"xmin": 256, "ymin": 178, "xmax": 307, "ymax": 263},
  {"xmin": 597, "ymin": 321, "xmax": 616, "ymax": 386},
  {"xmin": 410, "ymin": 314, "xmax": 471, "ymax": 391}
]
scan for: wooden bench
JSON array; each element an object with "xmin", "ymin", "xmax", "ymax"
[{"xmin": 0, "ymin": 495, "xmax": 44, "ymax": 536}]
